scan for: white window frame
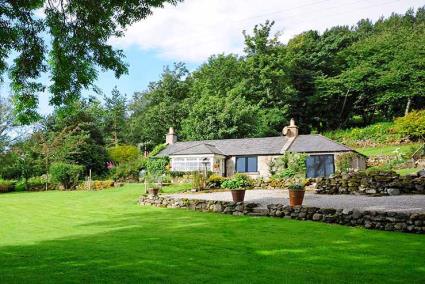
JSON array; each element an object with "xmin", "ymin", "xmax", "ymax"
[{"xmin": 170, "ymin": 155, "xmax": 212, "ymax": 172}]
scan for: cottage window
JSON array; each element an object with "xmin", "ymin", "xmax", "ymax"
[
  {"xmin": 171, "ymin": 157, "xmax": 211, "ymax": 172},
  {"xmin": 236, "ymin": 156, "xmax": 257, "ymax": 173},
  {"xmin": 306, "ymin": 154, "xmax": 334, "ymax": 178}
]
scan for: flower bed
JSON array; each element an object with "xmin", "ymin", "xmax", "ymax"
[{"xmin": 76, "ymin": 180, "xmax": 117, "ymax": 191}]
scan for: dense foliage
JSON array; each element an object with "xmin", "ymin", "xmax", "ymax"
[
  {"xmin": 335, "ymin": 152, "xmax": 362, "ymax": 174},
  {"xmin": 221, "ymin": 173, "xmax": 254, "ymax": 190},
  {"xmin": 269, "ymin": 152, "xmax": 307, "ymax": 178},
  {"xmin": 324, "ymin": 122, "xmax": 401, "ymax": 147},
  {"xmin": 49, "ymin": 162, "xmax": 84, "ymax": 190},
  {"xmin": 0, "ymin": 0, "xmax": 179, "ymax": 123},
  {"xmin": 0, "ymin": 179, "xmax": 15, "ymax": 193},
  {"xmin": 126, "ymin": 9, "xmax": 425, "ymax": 146},
  {"xmin": 325, "ymin": 110, "xmax": 425, "ymax": 147},
  {"xmin": 108, "ymin": 145, "xmax": 140, "ymax": 164},
  {"xmin": 0, "ymin": 8, "xmax": 424, "ymax": 186},
  {"xmin": 207, "ymin": 174, "xmax": 225, "ymax": 189},
  {"xmin": 109, "ymin": 159, "xmax": 146, "ymax": 182},
  {"xmin": 393, "ymin": 110, "xmax": 425, "ymax": 141},
  {"xmin": 145, "ymin": 158, "xmax": 169, "ymax": 177}
]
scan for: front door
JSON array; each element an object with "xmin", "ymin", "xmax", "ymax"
[{"xmin": 306, "ymin": 154, "xmax": 335, "ymax": 178}]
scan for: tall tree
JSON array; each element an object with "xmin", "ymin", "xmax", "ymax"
[
  {"xmin": 0, "ymin": 0, "xmax": 180, "ymax": 123},
  {"xmin": 47, "ymin": 99, "xmax": 109, "ymax": 175},
  {"xmin": 127, "ymin": 63, "xmax": 191, "ymax": 147},
  {"xmin": 190, "ymin": 54, "xmax": 245, "ymax": 98},
  {"xmin": 181, "ymin": 94, "xmax": 260, "ymax": 140},
  {"xmin": 317, "ymin": 8, "xmax": 425, "ymax": 126},
  {"xmin": 104, "ymin": 87, "xmax": 127, "ymax": 146},
  {"xmin": 0, "ymin": 96, "xmax": 14, "ymax": 151}
]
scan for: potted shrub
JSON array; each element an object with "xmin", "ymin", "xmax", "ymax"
[
  {"xmin": 146, "ymin": 173, "xmax": 162, "ymax": 197},
  {"xmin": 148, "ymin": 185, "xmax": 160, "ymax": 197},
  {"xmin": 288, "ymin": 182, "xmax": 305, "ymax": 207},
  {"xmin": 221, "ymin": 173, "xmax": 253, "ymax": 202}
]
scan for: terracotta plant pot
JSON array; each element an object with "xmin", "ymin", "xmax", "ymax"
[
  {"xmin": 289, "ymin": 190, "xmax": 305, "ymax": 207},
  {"xmin": 231, "ymin": 189, "xmax": 246, "ymax": 202},
  {"xmin": 148, "ymin": 188, "xmax": 159, "ymax": 197}
]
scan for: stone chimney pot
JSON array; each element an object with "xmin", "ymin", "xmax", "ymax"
[
  {"xmin": 166, "ymin": 127, "xmax": 177, "ymax": 145},
  {"xmin": 283, "ymin": 118, "xmax": 299, "ymax": 138}
]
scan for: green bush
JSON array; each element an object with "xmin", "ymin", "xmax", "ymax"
[
  {"xmin": 49, "ymin": 162, "xmax": 84, "ymax": 190},
  {"xmin": 393, "ymin": 110, "xmax": 425, "ymax": 141},
  {"xmin": 149, "ymin": 143, "xmax": 167, "ymax": 157},
  {"xmin": 191, "ymin": 171, "xmax": 206, "ymax": 190},
  {"xmin": 107, "ymin": 145, "xmax": 140, "ymax": 163},
  {"xmin": 335, "ymin": 152, "xmax": 361, "ymax": 173},
  {"xmin": 288, "ymin": 183, "xmax": 305, "ymax": 191},
  {"xmin": 270, "ymin": 152, "xmax": 307, "ymax": 178},
  {"xmin": 76, "ymin": 180, "xmax": 115, "ymax": 191},
  {"xmin": 221, "ymin": 173, "xmax": 253, "ymax": 190},
  {"xmin": 169, "ymin": 171, "xmax": 185, "ymax": 178},
  {"xmin": 109, "ymin": 158, "xmax": 146, "ymax": 182},
  {"xmin": 146, "ymin": 157, "xmax": 169, "ymax": 176},
  {"xmin": 161, "ymin": 175, "xmax": 172, "ymax": 184},
  {"xmin": 323, "ymin": 122, "xmax": 402, "ymax": 146},
  {"xmin": 207, "ymin": 174, "xmax": 225, "ymax": 188},
  {"xmin": 364, "ymin": 167, "xmax": 397, "ymax": 175},
  {"xmin": 15, "ymin": 176, "xmax": 54, "ymax": 191},
  {"xmin": 0, "ymin": 179, "xmax": 16, "ymax": 193}
]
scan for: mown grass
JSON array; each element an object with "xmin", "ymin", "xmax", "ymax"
[
  {"xmin": 161, "ymin": 182, "xmax": 192, "ymax": 193},
  {"xmin": 136, "ymin": 182, "xmax": 192, "ymax": 194},
  {"xmin": 0, "ymin": 184, "xmax": 424, "ymax": 283},
  {"xmin": 396, "ymin": 168, "xmax": 421, "ymax": 176},
  {"xmin": 356, "ymin": 143, "xmax": 421, "ymax": 157}
]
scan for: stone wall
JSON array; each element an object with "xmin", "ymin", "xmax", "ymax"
[
  {"xmin": 315, "ymin": 170, "xmax": 425, "ymax": 196},
  {"xmin": 334, "ymin": 152, "xmax": 368, "ymax": 172},
  {"xmin": 139, "ymin": 195, "xmax": 425, "ymax": 234}
]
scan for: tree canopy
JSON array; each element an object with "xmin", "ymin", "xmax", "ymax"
[
  {"xmin": 0, "ymin": 7, "xmax": 424, "ymax": 182},
  {"xmin": 126, "ymin": 8, "xmax": 425, "ymax": 146},
  {"xmin": 0, "ymin": 0, "xmax": 179, "ymax": 123}
]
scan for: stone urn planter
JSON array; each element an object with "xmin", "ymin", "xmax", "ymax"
[
  {"xmin": 148, "ymin": 187, "xmax": 160, "ymax": 197},
  {"xmin": 288, "ymin": 183, "xmax": 305, "ymax": 207},
  {"xmin": 231, "ymin": 189, "xmax": 246, "ymax": 202}
]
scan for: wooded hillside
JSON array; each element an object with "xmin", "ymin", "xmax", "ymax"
[{"xmin": 126, "ymin": 8, "xmax": 424, "ymax": 146}]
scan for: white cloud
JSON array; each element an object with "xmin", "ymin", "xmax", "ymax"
[{"xmin": 66, "ymin": 0, "xmax": 425, "ymax": 63}]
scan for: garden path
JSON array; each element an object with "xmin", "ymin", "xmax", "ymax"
[{"xmin": 167, "ymin": 189, "xmax": 425, "ymax": 212}]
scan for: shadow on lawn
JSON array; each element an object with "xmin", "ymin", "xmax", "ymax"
[{"xmin": 1, "ymin": 208, "xmax": 425, "ymax": 283}]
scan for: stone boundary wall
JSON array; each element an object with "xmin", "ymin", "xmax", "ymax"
[
  {"xmin": 315, "ymin": 171, "xmax": 425, "ymax": 196},
  {"xmin": 139, "ymin": 195, "xmax": 425, "ymax": 234}
]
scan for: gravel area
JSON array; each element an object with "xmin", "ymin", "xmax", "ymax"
[{"xmin": 167, "ymin": 190, "xmax": 425, "ymax": 213}]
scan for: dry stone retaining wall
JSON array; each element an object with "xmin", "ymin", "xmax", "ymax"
[
  {"xmin": 315, "ymin": 171, "xmax": 425, "ymax": 196},
  {"xmin": 139, "ymin": 195, "xmax": 425, "ymax": 234}
]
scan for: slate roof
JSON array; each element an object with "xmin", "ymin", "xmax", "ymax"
[
  {"xmin": 288, "ymin": 135, "xmax": 353, "ymax": 153},
  {"xmin": 171, "ymin": 143, "xmax": 224, "ymax": 155},
  {"xmin": 157, "ymin": 134, "xmax": 355, "ymax": 157}
]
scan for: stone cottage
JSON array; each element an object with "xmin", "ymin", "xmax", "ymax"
[{"xmin": 156, "ymin": 120, "xmax": 367, "ymax": 178}]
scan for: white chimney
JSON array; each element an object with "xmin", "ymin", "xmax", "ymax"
[
  {"xmin": 282, "ymin": 118, "xmax": 299, "ymax": 138},
  {"xmin": 166, "ymin": 127, "xmax": 177, "ymax": 145}
]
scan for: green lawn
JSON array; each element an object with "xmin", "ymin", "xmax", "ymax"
[
  {"xmin": 134, "ymin": 182, "xmax": 192, "ymax": 194},
  {"xmin": 1, "ymin": 185, "xmax": 424, "ymax": 283},
  {"xmin": 356, "ymin": 143, "xmax": 421, "ymax": 157},
  {"xmin": 161, "ymin": 182, "xmax": 193, "ymax": 193},
  {"xmin": 396, "ymin": 168, "xmax": 421, "ymax": 176}
]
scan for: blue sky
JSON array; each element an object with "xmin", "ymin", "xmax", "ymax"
[
  {"xmin": 1, "ymin": 0, "xmax": 424, "ymax": 114},
  {"xmin": 91, "ymin": 47, "xmax": 198, "ymax": 102}
]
